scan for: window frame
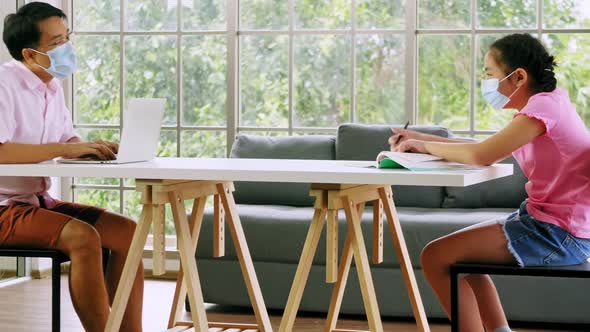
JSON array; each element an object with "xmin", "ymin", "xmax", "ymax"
[{"xmin": 64, "ymin": 0, "xmax": 590, "ymax": 222}]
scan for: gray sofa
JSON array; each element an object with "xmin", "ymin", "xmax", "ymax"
[{"xmin": 192, "ymin": 124, "xmax": 590, "ymax": 324}]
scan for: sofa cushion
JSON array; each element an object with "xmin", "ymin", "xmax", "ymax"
[
  {"xmin": 336, "ymin": 123, "xmax": 452, "ymax": 208},
  {"xmin": 443, "ymin": 156, "xmax": 528, "ymax": 209},
  {"xmin": 195, "ymin": 204, "xmax": 514, "ymax": 268},
  {"xmin": 230, "ymin": 134, "xmax": 336, "ymax": 207}
]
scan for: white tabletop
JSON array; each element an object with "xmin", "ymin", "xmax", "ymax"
[{"xmin": 0, "ymin": 158, "xmax": 512, "ymax": 187}]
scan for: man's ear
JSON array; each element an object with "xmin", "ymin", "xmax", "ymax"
[{"xmin": 21, "ymin": 48, "xmax": 36, "ymax": 63}]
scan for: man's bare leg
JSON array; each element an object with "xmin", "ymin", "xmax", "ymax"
[
  {"xmin": 94, "ymin": 212, "xmax": 144, "ymax": 332},
  {"xmin": 56, "ymin": 219, "xmax": 110, "ymax": 332}
]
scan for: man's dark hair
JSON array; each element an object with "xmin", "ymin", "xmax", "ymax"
[
  {"xmin": 2, "ymin": 2, "xmax": 67, "ymax": 61},
  {"xmin": 490, "ymin": 33, "xmax": 558, "ymax": 93}
]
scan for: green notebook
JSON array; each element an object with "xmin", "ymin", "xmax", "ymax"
[
  {"xmin": 376, "ymin": 151, "xmax": 442, "ymax": 170},
  {"xmin": 378, "ymin": 158, "xmax": 404, "ymax": 169},
  {"xmin": 375, "ymin": 151, "xmax": 482, "ymax": 171}
]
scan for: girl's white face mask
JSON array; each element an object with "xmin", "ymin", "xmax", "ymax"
[{"xmin": 481, "ymin": 70, "xmax": 521, "ymax": 110}]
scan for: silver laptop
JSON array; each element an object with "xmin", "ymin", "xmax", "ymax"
[{"xmin": 58, "ymin": 98, "xmax": 166, "ymax": 164}]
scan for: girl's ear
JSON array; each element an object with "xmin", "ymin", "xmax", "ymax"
[{"xmin": 514, "ymin": 68, "xmax": 528, "ymax": 88}]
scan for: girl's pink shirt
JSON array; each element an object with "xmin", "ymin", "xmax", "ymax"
[{"xmin": 513, "ymin": 88, "xmax": 590, "ymax": 238}]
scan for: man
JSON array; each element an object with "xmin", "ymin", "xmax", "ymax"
[{"xmin": 0, "ymin": 3, "xmax": 143, "ymax": 331}]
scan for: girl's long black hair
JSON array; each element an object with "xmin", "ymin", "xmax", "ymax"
[{"xmin": 490, "ymin": 33, "xmax": 557, "ymax": 93}]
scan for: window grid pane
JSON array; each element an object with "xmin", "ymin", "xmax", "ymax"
[
  {"xmin": 544, "ymin": 33, "xmax": 590, "ymax": 126},
  {"xmin": 417, "ymin": 34, "xmax": 470, "ymax": 130},
  {"xmin": 241, "ymin": 0, "xmax": 288, "ymax": 30},
  {"xmin": 356, "ymin": 0, "xmax": 405, "ymax": 29},
  {"xmin": 295, "ymin": 0, "xmax": 351, "ymax": 29},
  {"xmin": 124, "ymin": 0, "xmax": 177, "ymax": 31},
  {"xmin": 294, "ymin": 35, "xmax": 351, "ymax": 128},
  {"xmin": 182, "ymin": 35, "xmax": 227, "ymax": 127},
  {"xmin": 544, "ymin": 0, "xmax": 590, "ymax": 29},
  {"xmin": 240, "ymin": 35, "xmax": 289, "ymax": 127},
  {"xmin": 74, "ymin": 35, "xmax": 120, "ymax": 125},
  {"xmin": 70, "ymin": 1, "xmax": 590, "ymax": 216},
  {"xmin": 73, "ymin": 0, "xmax": 120, "ymax": 32},
  {"xmin": 418, "ymin": 0, "xmax": 470, "ymax": 29},
  {"xmin": 125, "ymin": 35, "xmax": 178, "ymax": 125},
  {"xmin": 356, "ymin": 34, "xmax": 406, "ymax": 124},
  {"xmin": 477, "ymin": 0, "xmax": 537, "ymax": 29}
]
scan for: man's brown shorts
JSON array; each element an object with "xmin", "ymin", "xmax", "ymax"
[{"xmin": 0, "ymin": 199, "xmax": 105, "ymax": 249}]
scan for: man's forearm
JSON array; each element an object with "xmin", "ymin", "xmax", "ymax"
[{"xmin": 0, "ymin": 142, "xmax": 65, "ymax": 164}]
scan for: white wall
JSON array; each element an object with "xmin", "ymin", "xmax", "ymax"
[
  {"xmin": 0, "ymin": 2, "xmax": 17, "ymax": 63},
  {"xmin": 0, "ymin": 1, "xmax": 63, "ymax": 276},
  {"xmin": 0, "ymin": 1, "xmax": 64, "ymax": 202},
  {"xmin": 26, "ymin": 0, "xmax": 61, "ymax": 7},
  {"xmin": 0, "ymin": 2, "xmax": 16, "ymax": 276},
  {"xmin": 1, "ymin": 1, "xmax": 64, "ymax": 63}
]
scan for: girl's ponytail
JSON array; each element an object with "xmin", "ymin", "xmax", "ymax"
[{"xmin": 539, "ymin": 54, "xmax": 557, "ymax": 92}]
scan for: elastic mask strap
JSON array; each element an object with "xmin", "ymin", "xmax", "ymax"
[
  {"xmin": 500, "ymin": 70, "xmax": 522, "ymax": 100},
  {"xmin": 27, "ymin": 48, "xmax": 48, "ymax": 57},
  {"xmin": 27, "ymin": 48, "xmax": 50, "ymax": 71},
  {"xmin": 499, "ymin": 70, "xmax": 517, "ymax": 83},
  {"xmin": 507, "ymin": 84, "xmax": 522, "ymax": 99}
]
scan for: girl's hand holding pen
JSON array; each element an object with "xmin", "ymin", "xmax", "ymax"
[
  {"xmin": 388, "ymin": 122, "xmax": 428, "ymax": 151},
  {"xmin": 394, "ymin": 139, "xmax": 428, "ymax": 154}
]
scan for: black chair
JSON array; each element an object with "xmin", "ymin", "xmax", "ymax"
[
  {"xmin": 0, "ymin": 247, "xmax": 110, "ymax": 332},
  {"xmin": 450, "ymin": 261, "xmax": 590, "ymax": 332}
]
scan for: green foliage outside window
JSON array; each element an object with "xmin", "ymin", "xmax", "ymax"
[{"xmin": 71, "ymin": 0, "xmax": 590, "ymax": 235}]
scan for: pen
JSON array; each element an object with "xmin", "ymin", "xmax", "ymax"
[{"xmin": 394, "ymin": 120, "xmax": 410, "ymax": 145}]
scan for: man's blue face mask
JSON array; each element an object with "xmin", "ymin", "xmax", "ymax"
[
  {"xmin": 29, "ymin": 42, "xmax": 77, "ymax": 80},
  {"xmin": 481, "ymin": 70, "xmax": 521, "ymax": 110}
]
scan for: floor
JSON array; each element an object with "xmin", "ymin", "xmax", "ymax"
[{"xmin": 0, "ymin": 276, "xmax": 571, "ymax": 332}]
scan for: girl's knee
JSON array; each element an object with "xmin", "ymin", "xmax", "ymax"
[
  {"xmin": 421, "ymin": 237, "xmax": 460, "ymax": 271},
  {"xmin": 421, "ymin": 239, "xmax": 445, "ymax": 266}
]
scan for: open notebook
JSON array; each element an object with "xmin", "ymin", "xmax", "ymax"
[{"xmin": 375, "ymin": 151, "xmax": 481, "ymax": 171}]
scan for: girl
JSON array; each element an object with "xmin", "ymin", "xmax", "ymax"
[{"xmin": 391, "ymin": 33, "xmax": 590, "ymax": 332}]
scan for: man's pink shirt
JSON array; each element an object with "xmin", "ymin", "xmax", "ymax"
[
  {"xmin": 513, "ymin": 88, "xmax": 590, "ymax": 238},
  {"xmin": 0, "ymin": 60, "xmax": 78, "ymax": 207}
]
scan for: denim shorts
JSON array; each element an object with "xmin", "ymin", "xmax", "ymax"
[{"xmin": 499, "ymin": 202, "xmax": 590, "ymax": 267}]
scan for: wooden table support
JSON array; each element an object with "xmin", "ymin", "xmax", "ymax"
[
  {"xmin": 278, "ymin": 184, "xmax": 430, "ymax": 332},
  {"xmin": 105, "ymin": 179, "xmax": 272, "ymax": 332},
  {"xmin": 0, "ymin": 156, "xmax": 512, "ymax": 332}
]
